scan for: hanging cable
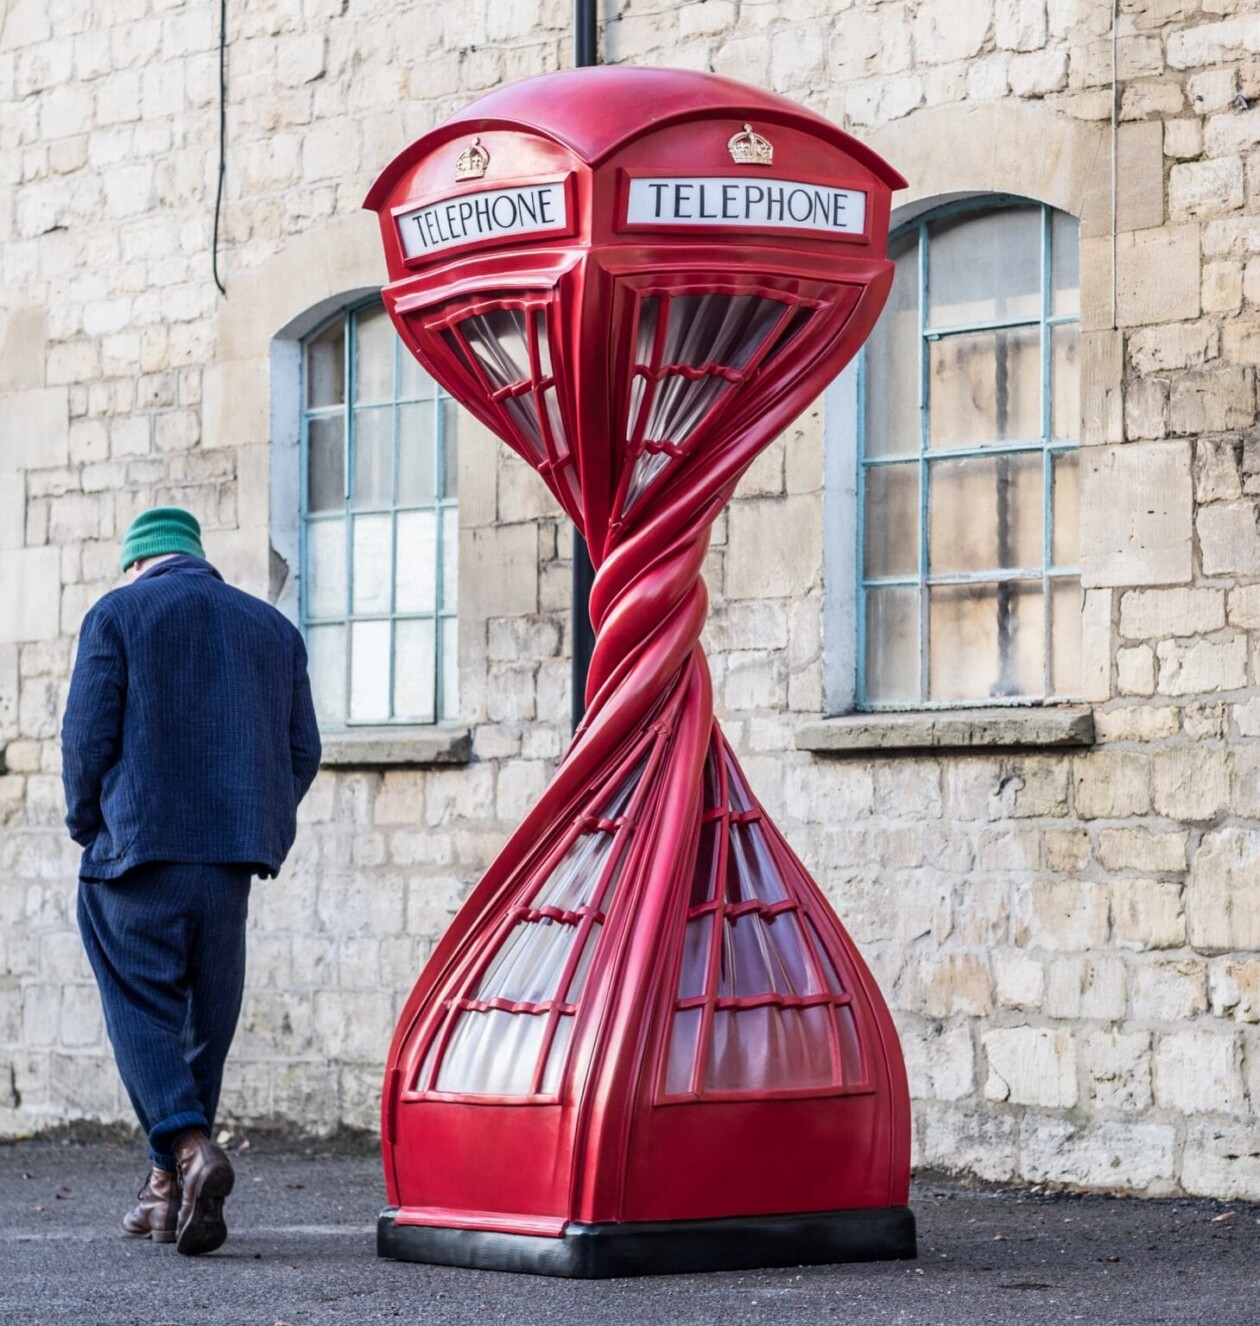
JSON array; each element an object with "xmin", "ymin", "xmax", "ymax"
[{"xmin": 212, "ymin": 0, "xmax": 228, "ymax": 297}]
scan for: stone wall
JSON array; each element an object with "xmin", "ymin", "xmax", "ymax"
[{"xmin": 1, "ymin": 0, "xmax": 1257, "ymax": 1199}]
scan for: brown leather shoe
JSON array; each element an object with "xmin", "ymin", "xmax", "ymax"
[
  {"xmin": 120, "ymin": 1166, "xmax": 179, "ymax": 1242},
  {"xmin": 172, "ymin": 1129, "xmax": 234, "ymax": 1256}
]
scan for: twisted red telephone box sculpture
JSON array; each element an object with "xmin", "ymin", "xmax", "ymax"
[{"xmin": 365, "ymin": 67, "xmax": 913, "ymax": 1277}]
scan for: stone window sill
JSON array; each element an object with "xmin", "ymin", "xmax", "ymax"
[
  {"xmin": 795, "ymin": 705, "xmax": 1095, "ymax": 755},
  {"xmin": 318, "ymin": 724, "xmax": 473, "ymax": 769}
]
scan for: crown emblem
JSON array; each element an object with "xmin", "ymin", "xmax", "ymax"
[
  {"xmin": 727, "ymin": 123, "xmax": 773, "ymax": 166},
  {"xmin": 455, "ymin": 137, "xmax": 489, "ymax": 181}
]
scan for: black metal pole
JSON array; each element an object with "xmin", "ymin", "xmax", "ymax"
[{"xmin": 570, "ymin": 0, "xmax": 599, "ymax": 731}]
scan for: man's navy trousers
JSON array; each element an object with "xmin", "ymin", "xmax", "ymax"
[{"xmin": 77, "ymin": 862, "xmax": 252, "ymax": 1170}]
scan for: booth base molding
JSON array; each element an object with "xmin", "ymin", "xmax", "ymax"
[{"xmin": 377, "ymin": 1205, "xmax": 917, "ymax": 1278}]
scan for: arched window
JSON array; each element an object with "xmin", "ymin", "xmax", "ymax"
[
  {"xmin": 300, "ymin": 300, "xmax": 458, "ymax": 726},
  {"xmin": 858, "ymin": 198, "xmax": 1080, "ymax": 708}
]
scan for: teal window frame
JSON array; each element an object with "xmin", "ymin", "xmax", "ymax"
[
  {"xmin": 299, "ymin": 298, "xmax": 458, "ymax": 727},
  {"xmin": 856, "ymin": 196, "xmax": 1081, "ymax": 710}
]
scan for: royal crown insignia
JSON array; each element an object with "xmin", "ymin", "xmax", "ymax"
[
  {"xmin": 727, "ymin": 123, "xmax": 773, "ymax": 166},
  {"xmin": 455, "ymin": 137, "xmax": 490, "ymax": 181}
]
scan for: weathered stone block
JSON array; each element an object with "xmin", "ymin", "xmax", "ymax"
[
  {"xmin": 1019, "ymin": 1117, "xmax": 1176, "ymax": 1189},
  {"xmin": 1198, "ymin": 501, "xmax": 1260, "ymax": 576},
  {"xmin": 1115, "ymin": 228, "xmax": 1201, "ymax": 327},
  {"xmin": 918, "ymin": 1103, "xmax": 1019, "ymax": 1182},
  {"xmin": 1208, "ymin": 958, "xmax": 1260, "ymax": 1022},
  {"xmin": 1043, "ymin": 955, "xmax": 1127, "ymax": 1019},
  {"xmin": 1112, "ymin": 879, "xmax": 1186, "ymax": 950},
  {"xmin": 1182, "ymin": 1120, "xmax": 1260, "ymax": 1200},
  {"xmin": 1169, "ymin": 156, "xmax": 1245, "ymax": 218},
  {"xmin": 1119, "ymin": 587, "xmax": 1225, "ymax": 639},
  {"xmin": 1015, "ymin": 880, "xmax": 1110, "ymax": 951},
  {"xmin": 1152, "ymin": 1029, "xmax": 1244, "ymax": 1112},
  {"xmin": 0, "ymin": 547, "xmax": 62, "ymax": 644},
  {"xmin": 1081, "ymin": 443, "xmax": 1193, "ymax": 588},
  {"xmin": 1132, "ymin": 959, "xmax": 1209, "ymax": 1020},
  {"xmin": 1156, "ymin": 636, "xmax": 1247, "ymax": 695},
  {"xmin": 1082, "ymin": 1029, "xmax": 1152, "ymax": 1112},
  {"xmin": 901, "ymin": 1020, "xmax": 975, "ymax": 1102},
  {"xmin": 1073, "ymin": 750, "xmax": 1151, "ymax": 819},
  {"xmin": 1169, "ymin": 366, "xmax": 1256, "ymax": 435},
  {"xmin": 984, "ymin": 1026, "xmax": 1078, "ymax": 1107},
  {"xmin": 1187, "ymin": 827, "xmax": 1260, "ymax": 953},
  {"xmin": 726, "ymin": 494, "xmax": 820, "ymax": 599},
  {"xmin": 0, "ymin": 387, "xmax": 69, "ymax": 469},
  {"xmin": 992, "ymin": 951, "xmax": 1045, "ymax": 1010},
  {"xmin": 1117, "ymin": 645, "xmax": 1156, "ymax": 696},
  {"xmin": 1152, "ymin": 746, "xmax": 1231, "ymax": 821}
]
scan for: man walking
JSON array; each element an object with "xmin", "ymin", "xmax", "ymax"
[{"xmin": 61, "ymin": 507, "xmax": 322, "ymax": 1256}]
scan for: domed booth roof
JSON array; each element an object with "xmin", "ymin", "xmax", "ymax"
[{"xmin": 364, "ymin": 66, "xmax": 906, "ymax": 208}]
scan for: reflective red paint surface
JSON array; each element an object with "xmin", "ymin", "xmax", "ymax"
[{"xmin": 366, "ymin": 66, "xmax": 910, "ymax": 1234}]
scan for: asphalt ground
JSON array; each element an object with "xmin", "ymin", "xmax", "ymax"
[{"xmin": 1, "ymin": 1134, "xmax": 1256, "ymax": 1326}]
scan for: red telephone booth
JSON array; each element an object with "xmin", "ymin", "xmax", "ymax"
[{"xmin": 364, "ymin": 67, "xmax": 913, "ymax": 1277}]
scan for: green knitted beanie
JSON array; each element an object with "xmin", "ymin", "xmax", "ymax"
[{"xmin": 120, "ymin": 507, "xmax": 205, "ymax": 571}]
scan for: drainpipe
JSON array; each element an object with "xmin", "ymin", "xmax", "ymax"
[{"xmin": 571, "ymin": 0, "xmax": 599, "ymax": 730}]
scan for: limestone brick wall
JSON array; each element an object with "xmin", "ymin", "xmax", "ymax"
[{"xmin": 1, "ymin": 0, "xmax": 1258, "ymax": 1200}]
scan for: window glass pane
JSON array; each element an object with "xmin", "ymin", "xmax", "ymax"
[
  {"xmin": 353, "ymin": 407, "xmax": 393, "ymax": 509},
  {"xmin": 1052, "ymin": 451, "xmax": 1080, "ymax": 567},
  {"xmin": 435, "ymin": 1008, "xmax": 547, "ymax": 1096},
  {"xmin": 398, "ymin": 402, "xmax": 437, "ymax": 506},
  {"xmin": 394, "ymin": 617, "xmax": 436, "ymax": 724},
  {"xmin": 928, "ymin": 453, "xmax": 1043, "ymax": 575},
  {"xmin": 836, "ymin": 1005, "xmax": 865, "ymax": 1086},
  {"xmin": 1051, "ymin": 324, "xmax": 1080, "ymax": 440},
  {"xmin": 400, "ymin": 345, "xmax": 438, "ymax": 401},
  {"xmin": 305, "ymin": 518, "xmax": 346, "ymax": 619},
  {"xmin": 1052, "ymin": 210, "xmax": 1080, "ymax": 317},
  {"xmin": 349, "ymin": 619, "xmax": 391, "ymax": 722},
  {"xmin": 463, "ymin": 308, "xmax": 530, "ymax": 388},
  {"xmin": 354, "ymin": 305, "xmax": 395, "ymax": 404},
  {"xmin": 863, "ymin": 463, "xmax": 919, "ymax": 578},
  {"xmin": 477, "ymin": 917, "xmax": 579, "ymax": 1004},
  {"xmin": 865, "ymin": 232, "xmax": 919, "ymax": 458},
  {"xmin": 306, "ymin": 318, "xmax": 345, "ymax": 408},
  {"xmin": 306, "ymin": 415, "xmax": 344, "ymax": 512},
  {"xmin": 564, "ymin": 927, "xmax": 601, "ymax": 1002},
  {"xmin": 1051, "ymin": 577, "xmax": 1082, "ymax": 696},
  {"xmin": 441, "ymin": 399, "xmax": 460, "ymax": 498},
  {"xmin": 929, "ymin": 581, "xmax": 1044, "ymax": 701},
  {"xmin": 441, "ymin": 506, "xmax": 458, "ymax": 610},
  {"xmin": 706, "ymin": 1005, "xmax": 833, "ymax": 1093},
  {"xmin": 351, "ymin": 514, "xmax": 392, "ymax": 615},
  {"xmin": 395, "ymin": 510, "xmax": 437, "ymax": 614},
  {"xmin": 665, "ymin": 1007, "xmax": 701, "ymax": 1095},
  {"xmin": 534, "ymin": 309, "xmax": 553, "ymax": 378},
  {"xmin": 540, "ymin": 1015, "xmax": 573, "ymax": 1095},
  {"xmin": 634, "ymin": 297, "xmax": 660, "ymax": 367},
  {"xmin": 865, "ymin": 587, "xmax": 918, "ymax": 704},
  {"xmin": 928, "ymin": 207, "xmax": 1040, "ymax": 327},
  {"xmin": 440, "ymin": 620, "xmax": 458, "ymax": 718},
  {"xmin": 306, "ymin": 624, "xmax": 345, "ymax": 725},
  {"xmin": 678, "ymin": 916, "xmax": 712, "ymax": 1000},
  {"xmin": 929, "ymin": 326, "xmax": 1040, "ymax": 448}
]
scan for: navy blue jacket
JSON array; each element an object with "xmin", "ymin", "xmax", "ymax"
[{"xmin": 61, "ymin": 556, "xmax": 322, "ymax": 881}]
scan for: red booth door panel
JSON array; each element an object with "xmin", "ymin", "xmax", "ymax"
[{"xmin": 618, "ymin": 1094, "xmax": 897, "ymax": 1223}]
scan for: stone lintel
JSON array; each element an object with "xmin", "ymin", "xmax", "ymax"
[
  {"xmin": 796, "ymin": 706, "xmax": 1095, "ymax": 755},
  {"xmin": 319, "ymin": 724, "xmax": 473, "ymax": 769}
]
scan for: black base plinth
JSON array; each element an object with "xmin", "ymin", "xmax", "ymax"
[{"xmin": 377, "ymin": 1205, "xmax": 916, "ymax": 1278}]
